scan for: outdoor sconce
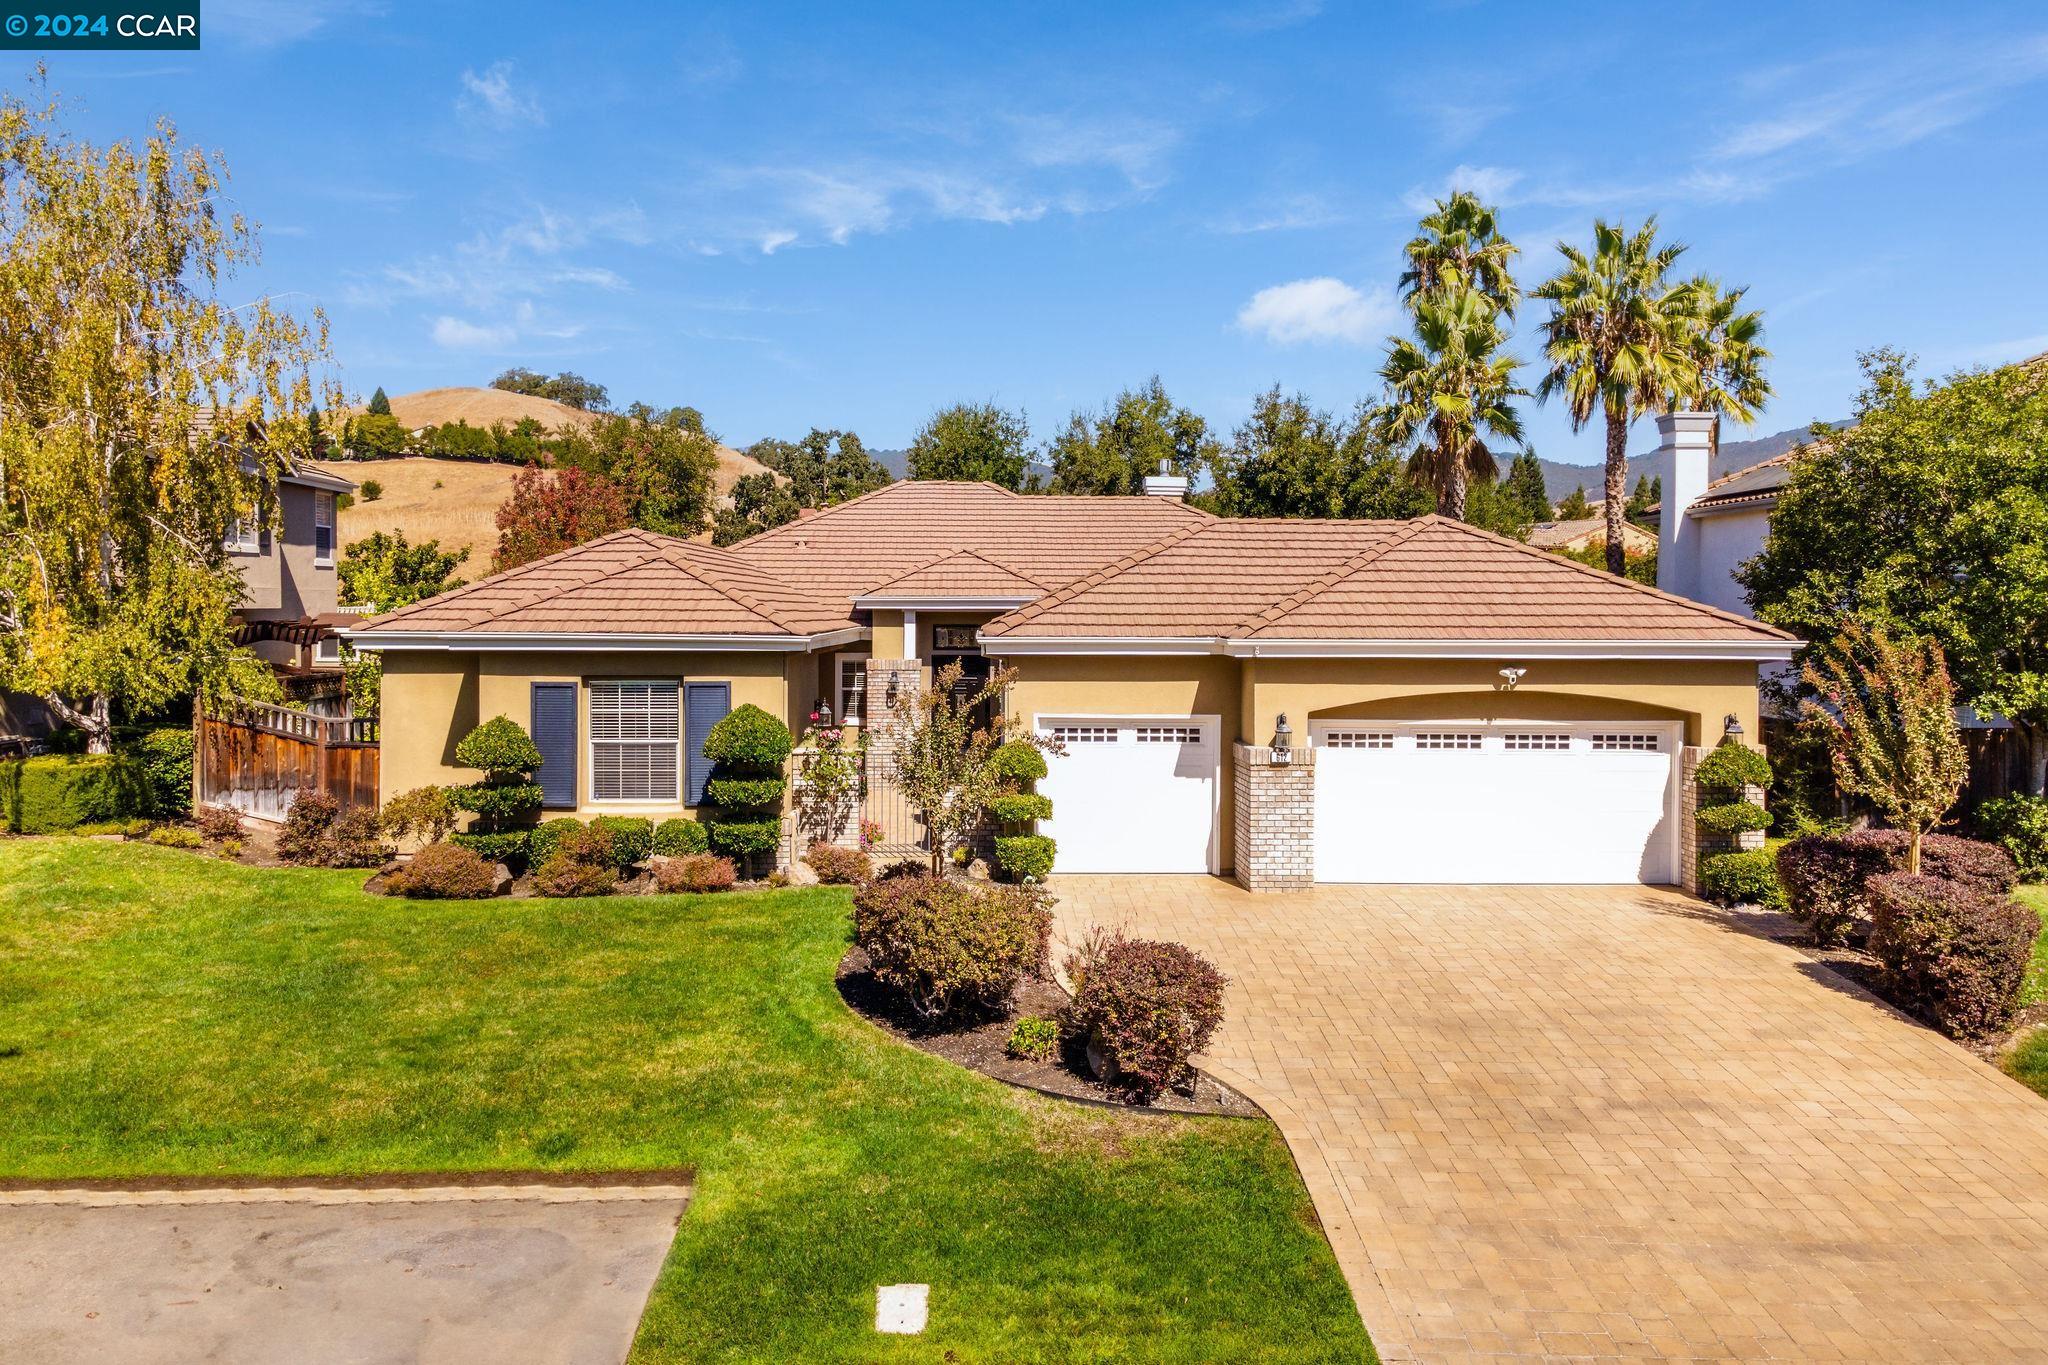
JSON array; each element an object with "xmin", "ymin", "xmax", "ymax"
[
  {"xmin": 1270, "ymin": 714, "xmax": 1293, "ymax": 765},
  {"xmin": 814, "ymin": 698, "xmax": 833, "ymax": 727},
  {"xmin": 1498, "ymin": 665, "xmax": 1527, "ymax": 691},
  {"xmin": 886, "ymin": 674, "xmax": 900, "ymax": 707},
  {"xmin": 1724, "ymin": 713, "xmax": 1744, "ymax": 741}
]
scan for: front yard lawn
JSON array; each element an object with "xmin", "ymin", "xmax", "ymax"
[
  {"xmin": 0, "ymin": 840, "xmax": 1371, "ymax": 1363},
  {"xmin": 2005, "ymin": 886, "xmax": 2048, "ymax": 1100}
]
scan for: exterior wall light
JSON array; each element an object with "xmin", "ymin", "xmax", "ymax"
[
  {"xmin": 1498, "ymin": 666, "xmax": 1527, "ymax": 690},
  {"xmin": 1723, "ymin": 713, "xmax": 1743, "ymax": 741},
  {"xmin": 1271, "ymin": 714, "xmax": 1293, "ymax": 765}
]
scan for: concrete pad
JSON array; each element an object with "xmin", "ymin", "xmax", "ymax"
[{"xmin": 0, "ymin": 1196, "xmax": 686, "ymax": 1365}]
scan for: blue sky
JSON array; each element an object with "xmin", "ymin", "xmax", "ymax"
[{"xmin": 26, "ymin": 0, "xmax": 2048, "ymax": 463}]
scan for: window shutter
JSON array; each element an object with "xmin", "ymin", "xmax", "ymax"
[
  {"xmin": 684, "ymin": 682, "xmax": 731, "ymax": 807},
  {"xmin": 530, "ymin": 683, "xmax": 578, "ymax": 809}
]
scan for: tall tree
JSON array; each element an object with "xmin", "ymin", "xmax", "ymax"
[
  {"xmin": 748, "ymin": 428, "xmax": 891, "ymax": 508},
  {"xmin": 906, "ymin": 402, "xmax": 1031, "ymax": 488},
  {"xmin": 338, "ymin": 531, "xmax": 467, "ymax": 613},
  {"xmin": 1046, "ymin": 377, "xmax": 1220, "ymax": 495},
  {"xmin": 1677, "ymin": 278, "xmax": 1772, "ymax": 463},
  {"xmin": 549, "ymin": 408, "xmax": 720, "ymax": 538},
  {"xmin": 1557, "ymin": 485, "xmax": 1593, "ymax": 519},
  {"xmin": 1210, "ymin": 387, "xmax": 1428, "ymax": 519},
  {"xmin": 1399, "ymin": 190, "xmax": 1520, "ymax": 316},
  {"xmin": 492, "ymin": 466, "xmax": 632, "ymax": 571},
  {"xmin": 1533, "ymin": 218, "xmax": 1700, "ymax": 573},
  {"xmin": 1379, "ymin": 274, "xmax": 1527, "ymax": 521},
  {"xmin": 366, "ymin": 386, "xmax": 392, "ymax": 416},
  {"xmin": 0, "ymin": 79, "xmax": 334, "ymax": 751},
  {"xmin": 712, "ymin": 471, "xmax": 803, "ymax": 546},
  {"xmin": 1500, "ymin": 451, "xmax": 1552, "ymax": 522},
  {"xmin": 1741, "ymin": 350, "xmax": 2048, "ymax": 795},
  {"xmin": 1625, "ymin": 474, "xmax": 1662, "ymax": 527}
]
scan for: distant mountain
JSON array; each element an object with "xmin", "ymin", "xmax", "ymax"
[
  {"xmin": 870, "ymin": 448, "xmax": 1056, "ymax": 485},
  {"xmin": 1533, "ymin": 419, "xmax": 1842, "ymax": 505}
]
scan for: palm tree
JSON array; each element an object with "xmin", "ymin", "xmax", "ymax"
[
  {"xmin": 1678, "ymin": 278, "xmax": 1772, "ymax": 463},
  {"xmin": 1399, "ymin": 190, "xmax": 1520, "ymax": 317},
  {"xmin": 1532, "ymin": 218, "xmax": 1699, "ymax": 574},
  {"xmin": 1379, "ymin": 272, "xmax": 1527, "ymax": 521}
]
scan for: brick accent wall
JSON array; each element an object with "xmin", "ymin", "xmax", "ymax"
[
  {"xmin": 1679, "ymin": 746, "xmax": 1701, "ymax": 895},
  {"xmin": 1233, "ymin": 742, "xmax": 1316, "ymax": 892}
]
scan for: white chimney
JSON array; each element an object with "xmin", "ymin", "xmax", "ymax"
[
  {"xmin": 1142, "ymin": 459, "xmax": 1188, "ymax": 499},
  {"xmin": 1654, "ymin": 411, "xmax": 1715, "ymax": 599}
]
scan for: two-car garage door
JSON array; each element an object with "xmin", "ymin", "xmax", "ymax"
[{"xmin": 1037, "ymin": 716, "xmax": 1221, "ymax": 874}]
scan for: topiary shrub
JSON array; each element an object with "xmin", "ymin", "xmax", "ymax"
[
  {"xmin": 654, "ymin": 853, "xmax": 737, "ymax": 894},
  {"xmin": 1776, "ymin": 834, "xmax": 1895, "ymax": 945},
  {"xmin": 1976, "ymin": 795, "xmax": 2048, "ymax": 882},
  {"xmin": 452, "ymin": 715, "xmax": 546, "ymax": 841},
  {"xmin": 993, "ymin": 833, "xmax": 1056, "ymax": 882},
  {"xmin": 708, "ymin": 816, "xmax": 780, "ymax": 860},
  {"xmin": 590, "ymin": 816, "xmax": 652, "ymax": 870},
  {"xmin": 145, "ymin": 824, "xmax": 203, "ymax": 849},
  {"xmin": 454, "ymin": 714, "xmax": 545, "ymax": 773},
  {"xmin": 388, "ymin": 841, "xmax": 496, "ymax": 899},
  {"xmin": 705, "ymin": 775, "xmax": 788, "ymax": 809},
  {"xmin": 132, "ymin": 727, "xmax": 195, "ymax": 817},
  {"xmin": 277, "ymin": 790, "xmax": 340, "ymax": 865},
  {"xmin": 1695, "ymin": 739, "xmax": 1772, "ymax": 792},
  {"xmin": 0, "ymin": 754, "xmax": 152, "ymax": 833},
  {"xmin": 195, "ymin": 804, "xmax": 243, "ymax": 842},
  {"xmin": 1005, "ymin": 1016, "xmax": 1060, "ymax": 1061},
  {"xmin": 700, "ymin": 704, "xmax": 794, "ymax": 770},
  {"xmin": 851, "ymin": 873, "xmax": 1052, "ymax": 1020},
  {"xmin": 447, "ymin": 830, "xmax": 529, "ymax": 865},
  {"xmin": 1695, "ymin": 801, "xmax": 1772, "ymax": 837},
  {"xmin": 701, "ymin": 704, "xmax": 792, "ymax": 876},
  {"xmin": 380, "ymin": 786, "xmax": 457, "ymax": 847},
  {"xmin": 987, "ymin": 740, "xmax": 1048, "ymax": 786},
  {"xmin": 653, "ymin": 817, "xmax": 709, "ymax": 857},
  {"xmin": 987, "ymin": 793, "xmax": 1053, "ymax": 824},
  {"xmin": 1062, "ymin": 929, "xmax": 1227, "ymax": 1101},
  {"xmin": 1866, "ymin": 872, "xmax": 2034, "ymax": 1038},
  {"xmin": 804, "ymin": 841, "xmax": 871, "ymax": 885},
  {"xmin": 526, "ymin": 817, "xmax": 585, "ymax": 867},
  {"xmin": 1699, "ymin": 849, "xmax": 1784, "ymax": 908}
]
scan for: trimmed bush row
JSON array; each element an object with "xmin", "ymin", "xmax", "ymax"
[
  {"xmin": 993, "ymin": 834, "xmax": 1056, "ymax": 882},
  {"xmin": 1698, "ymin": 849, "xmax": 1783, "ymax": 910},
  {"xmin": 1867, "ymin": 872, "xmax": 2034, "ymax": 1038},
  {"xmin": 0, "ymin": 754, "xmax": 153, "ymax": 833},
  {"xmin": 655, "ymin": 817, "xmax": 710, "ymax": 856}
]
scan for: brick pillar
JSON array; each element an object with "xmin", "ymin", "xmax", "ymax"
[
  {"xmin": 1679, "ymin": 746, "xmax": 1702, "ymax": 895},
  {"xmin": 1233, "ymin": 742, "xmax": 1316, "ymax": 892}
]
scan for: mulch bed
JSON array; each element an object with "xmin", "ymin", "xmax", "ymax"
[{"xmin": 835, "ymin": 945, "xmax": 1263, "ymax": 1118}]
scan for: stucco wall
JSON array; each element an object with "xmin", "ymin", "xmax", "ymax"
[
  {"xmin": 1689, "ymin": 506, "xmax": 1769, "ymax": 619},
  {"xmin": 236, "ymin": 483, "xmax": 340, "ymax": 622}
]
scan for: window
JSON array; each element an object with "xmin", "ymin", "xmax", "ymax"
[
  {"xmin": 1504, "ymin": 732, "xmax": 1571, "ymax": 751},
  {"xmin": 1136, "ymin": 725, "xmax": 1202, "ymax": 744},
  {"xmin": 313, "ymin": 636, "xmax": 341, "ymax": 665},
  {"xmin": 224, "ymin": 519, "xmax": 259, "ymax": 554},
  {"xmin": 1592, "ymin": 732, "xmax": 1661, "ymax": 752},
  {"xmin": 1051, "ymin": 725, "xmax": 1118, "ymax": 744},
  {"xmin": 590, "ymin": 681, "xmax": 680, "ymax": 802},
  {"xmin": 313, "ymin": 491, "xmax": 336, "ymax": 566},
  {"xmin": 1322, "ymin": 730, "xmax": 1394, "ymax": 749},
  {"xmin": 834, "ymin": 654, "xmax": 868, "ymax": 725},
  {"xmin": 933, "ymin": 626, "xmax": 979, "ymax": 651},
  {"xmin": 1415, "ymin": 732, "xmax": 1483, "ymax": 750}
]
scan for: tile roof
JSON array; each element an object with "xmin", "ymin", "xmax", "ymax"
[
  {"xmin": 1689, "ymin": 451, "xmax": 1795, "ymax": 510},
  {"xmin": 354, "ymin": 529, "xmax": 854, "ymax": 636},
  {"xmin": 1526, "ymin": 517, "xmax": 1656, "ymax": 549},
  {"xmin": 860, "ymin": 548, "xmax": 1049, "ymax": 599},
  {"xmin": 983, "ymin": 516, "xmax": 1791, "ymax": 642}
]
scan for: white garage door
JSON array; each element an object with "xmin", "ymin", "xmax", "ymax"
[
  {"xmin": 1036, "ymin": 716, "xmax": 1221, "ymax": 874},
  {"xmin": 1311, "ymin": 721, "xmax": 1680, "ymax": 885}
]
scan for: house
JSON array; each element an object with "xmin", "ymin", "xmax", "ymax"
[
  {"xmin": 1526, "ymin": 517, "xmax": 1658, "ymax": 557},
  {"xmin": 344, "ymin": 478, "xmax": 1796, "ymax": 891},
  {"xmin": 1653, "ymin": 412, "xmax": 1789, "ymax": 618},
  {"xmin": 228, "ymin": 459, "xmax": 361, "ymax": 678}
]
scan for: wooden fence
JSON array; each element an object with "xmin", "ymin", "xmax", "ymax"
[{"xmin": 197, "ymin": 701, "xmax": 380, "ymax": 820}]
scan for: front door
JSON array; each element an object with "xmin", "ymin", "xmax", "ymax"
[{"xmin": 931, "ymin": 625, "xmax": 995, "ymax": 731}]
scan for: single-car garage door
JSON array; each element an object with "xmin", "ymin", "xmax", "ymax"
[
  {"xmin": 1036, "ymin": 715, "xmax": 1221, "ymax": 874},
  {"xmin": 1311, "ymin": 720, "xmax": 1680, "ymax": 885}
]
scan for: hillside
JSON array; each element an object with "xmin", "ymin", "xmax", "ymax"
[
  {"xmin": 309, "ymin": 457, "xmax": 521, "ymax": 574},
  {"xmin": 1537, "ymin": 419, "xmax": 1839, "ymax": 505}
]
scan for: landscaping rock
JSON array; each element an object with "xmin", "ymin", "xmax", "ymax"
[
  {"xmin": 491, "ymin": 862, "xmax": 515, "ymax": 896},
  {"xmin": 787, "ymin": 859, "xmax": 820, "ymax": 886},
  {"xmin": 966, "ymin": 859, "xmax": 991, "ymax": 882}
]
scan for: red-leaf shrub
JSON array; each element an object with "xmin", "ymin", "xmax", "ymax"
[
  {"xmin": 1776, "ymin": 834, "xmax": 1896, "ymax": 945},
  {"xmin": 325, "ymin": 806, "xmax": 388, "ymax": 869},
  {"xmin": 1063, "ymin": 929, "xmax": 1227, "ymax": 1100},
  {"xmin": 195, "ymin": 804, "xmax": 243, "ymax": 842},
  {"xmin": 654, "ymin": 853, "xmax": 737, "ymax": 894},
  {"xmin": 1866, "ymin": 872, "xmax": 2033, "ymax": 1038},
  {"xmin": 851, "ymin": 873, "xmax": 1051, "ymax": 1019},
  {"xmin": 532, "ymin": 853, "xmax": 619, "ymax": 898},
  {"xmin": 492, "ymin": 464, "xmax": 633, "ymax": 572},
  {"xmin": 388, "ymin": 842, "xmax": 496, "ymax": 899},
  {"xmin": 276, "ymin": 790, "xmax": 340, "ymax": 865},
  {"xmin": 804, "ymin": 841, "xmax": 871, "ymax": 885}
]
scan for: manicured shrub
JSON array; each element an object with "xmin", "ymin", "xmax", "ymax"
[
  {"xmin": 851, "ymin": 873, "xmax": 1053, "ymax": 1020},
  {"xmin": 453, "ymin": 780, "xmax": 544, "ymax": 826},
  {"xmin": 987, "ymin": 740, "xmax": 1048, "ymax": 786},
  {"xmin": 700, "ymin": 704, "xmax": 794, "ymax": 769},
  {"xmin": 1776, "ymin": 834, "xmax": 1894, "ymax": 945},
  {"xmin": 447, "ymin": 830, "xmax": 529, "ymax": 865},
  {"xmin": 993, "ymin": 834, "xmax": 1056, "ymax": 882},
  {"xmin": 526, "ymin": 817, "xmax": 585, "ymax": 866},
  {"xmin": 708, "ymin": 817, "xmax": 780, "ymax": 859},
  {"xmin": 132, "ymin": 727, "xmax": 195, "ymax": 817},
  {"xmin": 1828, "ymin": 829, "xmax": 2016, "ymax": 894},
  {"xmin": 325, "ymin": 806, "xmax": 387, "ymax": 869},
  {"xmin": 379, "ymin": 786, "xmax": 457, "ymax": 846},
  {"xmin": 548, "ymin": 822, "xmax": 615, "ymax": 868},
  {"xmin": 804, "ymin": 841, "xmax": 871, "ymax": 885},
  {"xmin": 705, "ymin": 775, "xmax": 787, "ymax": 809},
  {"xmin": 590, "ymin": 816, "xmax": 653, "ymax": 870},
  {"xmin": 145, "ymin": 824, "xmax": 203, "ymax": 849},
  {"xmin": 654, "ymin": 853, "xmax": 737, "ymax": 893},
  {"xmin": 987, "ymin": 793, "xmax": 1053, "ymax": 824},
  {"xmin": 1694, "ymin": 739, "xmax": 1772, "ymax": 792},
  {"xmin": 276, "ymin": 790, "xmax": 340, "ymax": 865},
  {"xmin": 0, "ymin": 754, "xmax": 151, "ymax": 833},
  {"xmin": 1694, "ymin": 801, "xmax": 1771, "ymax": 836},
  {"xmin": 454, "ymin": 715, "xmax": 544, "ymax": 773},
  {"xmin": 1063, "ymin": 929, "xmax": 1227, "ymax": 1101},
  {"xmin": 195, "ymin": 805, "xmax": 243, "ymax": 842},
  {"xmin": 1976, "ymin": 795, "xmax": 2048, "ymax": 882},
  {"xmin": 1006, "ymin": 1016, "xmax": 1060, "ymax": 1061},
  {"xmin": 1866, "ymin": 872, "xmax": 2034, "ymax": 1038},
  {"xmin": 1698, "ymin": 849, "xmax": 1784, "ymax": 908},
  {"xmin": 388, "ymin": 841, "xmax": 496, "ymax": 899},
  {"xmin": 452, "ymin": 715, "xmax": 546, "ymax": 838},
  {"xmin": 532, "ymin": 852, "xmax": 619, "ymax": 897},
  {"xmin": 653, "ymin": 817, "xmax": 709, "ymax": 857}
]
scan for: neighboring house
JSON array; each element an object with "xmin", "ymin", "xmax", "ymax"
[
  {"xmin": 229, "ymin": 459, "xmax": 361, "ymax": 675},
  {"xmin": 1654, "ymin": 412, "xmax": 1789, "ymax": 619},
  {"xmin": 345, "ymin": 479, "xmax": 1795, "ymax": 890},
  {"xmin": 1527, "ymin": 517, "xmax": 1657, "ymax": 557}
]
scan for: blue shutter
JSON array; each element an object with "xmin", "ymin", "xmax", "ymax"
[
  {"xmin": 530, "ymin": 683, "xmax": 578, "ymax": 809},
  {"xmin": 684, "ymin": 682, "xmax": 731, "ymax": 807}
]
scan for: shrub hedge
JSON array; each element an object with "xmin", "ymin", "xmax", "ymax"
[
  {"xmin": 132, "ymin": 727, "xmax": 195, "ymax": 817},
  {"xmin": 447, "ymin": 830, "xmax": 529, "ymax": 865},
  {"xmin": 533, "ymin": 852, "xmax": 619, "ymax": 897},
  {"xmin": 195, "ymin": 805, "xmax": 243, "ymax": 842},
  {"xmin": 987, "ymin": 793, "xmax": 1053, "ymax": 825},
  {"xmin": 454, "ymin": 715, "xmax": 544, "ymax": 773},
  {"xmin": 277, "ymin": 791, "xmax": 341, "ymax": 865},
  {"xmin": 993, "ymin": 834, "xmax": 1056, "ymax": 882},
  {"xmin": 590, "ymin": 815, "xmax": 653, "ymax": 870},
  {"xmin": 705, "ymin": 775, "xmax": 787, "ymax": 809},
  {"xmin": 1699, "ymin": 849, "xmax": 1784, "ymax": 908},
  {"xmin": 654, "ymin": 853, "xmax": 737, "ymax": 893},
  {"xmin": 379, "ymin": 786, "xmax": 457, "ymax": 847},
  {"xmin": 1694, "ymin": 800, "xmax": 1772, "ymax": 836},
  {"xmin": 708, "ymin": 817, "xmax": 780, "ymax": 858},
  {"xmin": 1975, "ymin": 795, "xmax": 2048, "ymax": 882},
  {"xmin": 325, "ymin": 807, "xmax": 388, "ymax": 868},
  {"xmin": 1695, "ymin": 739, "xmax": 1772, "ymax": 792},
  {"xmin": 526, "ymin": 816, "xmax": 585, "ymax": 866},
  {"xmin": 987, "ymin": 741, "xmax": 1048, "ymax": 785},
  {"xmin": 1063, "ymin": 930, "xmax": 1227, "ymax": 1101},
  {"xmin": 851, "ymin": 873, "xmax": 1052, "ymax": 1019},
  {"xmin": 0, "ymin": 754, "xmax": 152, "ymax": 833},
  {"xmin": 453, "ymin": 780, "xmax": 544, "ymax": 827},
  {"xmin": 1776, "ymin": 834, "xmax": 1894, "ymax": 945},
  {"xmin": 653, "ymin": 817, "xmax": 710, "ymax": 856},
  {"xmin": 389, "ymin": 842, "xmax": 497, "ymax": 899},
  {"xmin": 701, "ymin": 704, "xmax": 794, "ymax": 769},
  {"xmin": 1866, "ymin": 871, "xmax": 2033, "ymax": 1038}
]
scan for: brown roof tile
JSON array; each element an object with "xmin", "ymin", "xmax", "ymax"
[{"xmin": 861, "ymin": 548, "xmax": 1050, "ymax": 599}]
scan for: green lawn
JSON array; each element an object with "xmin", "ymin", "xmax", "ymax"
[
  {"xmin": 0, "ymin": 839, "xmax": 1371, "ymax": 1363},
  {"xmin": 2004, "ymin": 886, "xmax": 2048, "ymax": 1100}
]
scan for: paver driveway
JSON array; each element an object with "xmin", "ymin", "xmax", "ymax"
[{"xmin": 1051, "ymin": 878, "xmax": 2048, "ymax": 1363}]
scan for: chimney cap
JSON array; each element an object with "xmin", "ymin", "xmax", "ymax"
[{"xmin": 1142, "ymin": 462, "xmax": 1190, "ymax": 498}]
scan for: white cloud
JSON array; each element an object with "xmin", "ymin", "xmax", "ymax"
[
  {"xmin": 1213, "ymin": 194, "xmax": 1343, "ymax": 235},
  {"xmin": 458, "ymin": 61, "xmax": 546, "ymax": 130},
  {"xmin": 1009, "ymin": 112, "xmax": 1182, "ymax": 192},
  {"xmin": 758, "ymin": 229, "xmax": 798, "ymax": 255},
  {"xmin": 1401, "ymin": 164, "xmax": 1524, "ymax": 212},
  {"xmin": 1236, "ymin": 278, "xmax": 1397, "ymax": 346},
  {"xmin": 431, "ymin": 316, "xmax": 516, "ymax": 350}
]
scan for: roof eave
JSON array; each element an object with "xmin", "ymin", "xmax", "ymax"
[
  {"xmin": 979, "ymin": 634, "xmax": 1225, "ymax": 656},
  {"xmin": 340, "ymin": 626, "xmax": 869, "ymax": 653},
  {"xmin": 855, "ymin": 595, "xmax": 1037, "ymax": 611},
  {"xmin": 1224, "ymin": 637, "xmax": 1798, "ymax": 661}
]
